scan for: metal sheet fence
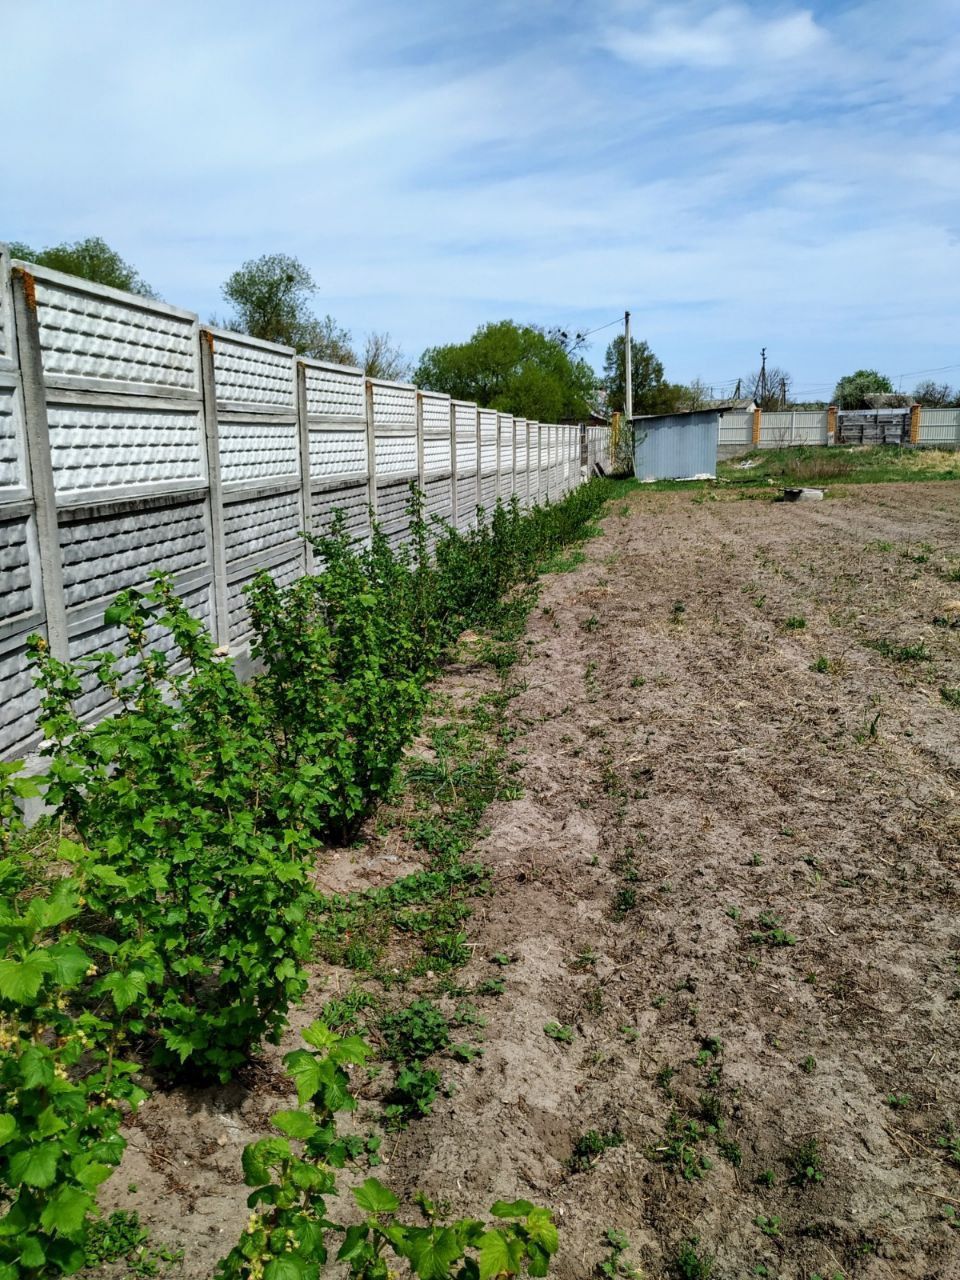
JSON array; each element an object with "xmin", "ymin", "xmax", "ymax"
[
  {"xmin": 720, "ymin": 406, "xmax": 960, "ymax": 451},
  {"xmin": 0, "ymin": 249, "xmax": 610, "ymax": 758}
]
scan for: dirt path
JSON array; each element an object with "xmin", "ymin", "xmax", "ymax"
[
  {"xmin": 380, "ymin": 484, "xmax": 960, "ymax": 1279},
  {"xmin": 105, "ymin": 483, "xmax": 960, "ymax": 1279}
]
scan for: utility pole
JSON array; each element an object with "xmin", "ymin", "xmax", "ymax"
[
  {"xmin": 624, "ymin": 311, "xmax": 633, "ymax": 420},
  {"xmin": 757, "ymin": 346, "xmax": 767, "ymax": 407}
]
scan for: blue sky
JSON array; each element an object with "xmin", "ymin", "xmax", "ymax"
[{"xmin": 4, "ymin": 0, "xmax": 959, "ymax": 398}]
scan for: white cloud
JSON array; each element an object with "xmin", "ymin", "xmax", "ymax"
[
  {"xmin": 601, "ymin": 4, "xmax": 826, "ymax": 69},
  {"xmin": 1, "ymin": 0, "xmax": 958, "ymax": 390}
]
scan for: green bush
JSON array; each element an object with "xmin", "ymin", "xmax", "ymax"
[
  {"xmin": 28, "ymin": 579, "xmax": 314, "ymax": 1082},
  {"xmin": 0, "ymin": 869, "xmax": 145, "ymax": 1277},
  {"xmin": 215, "ymin": 1023, "xmax": 558, "ymax": 1279}
]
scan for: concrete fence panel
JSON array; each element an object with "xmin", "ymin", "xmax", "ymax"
[{"xmin": 0, "ymin": 246, "xmax": 611, "ymax": 759}]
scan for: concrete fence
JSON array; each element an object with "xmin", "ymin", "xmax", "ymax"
[
  {"xmin": 0, "ymin": 246, "xmax": 611, "ymax": 760},
  {"xmin": 719, "ymin": 405, "xmax": 960, "ymax": 453}
]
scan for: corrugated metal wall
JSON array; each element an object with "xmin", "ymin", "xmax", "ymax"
[{"xmin": 633, "ymin": 412, "xmax": 718, "ymax": 481}]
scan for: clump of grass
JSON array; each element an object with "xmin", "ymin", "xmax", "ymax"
[
  {"xmin": 941, "ymin": 687, "xmax": 960, "ymax": 708},
  {"xmin": 567, "ymin": 1128, "xmax": 624, "ymax": 1173},
  {"xmin": 784, "ymin": 615, "xmax": 806, "ymax": 630},
  {"xmin": 670, "ymin": 1237, "xmax": 715, "ymax": 1279},
  {"xmin": 867, "ymin": 637, "xmax": 931, "ymax": 662},
  {"xmin": 544, "ymin": 1021, "xmax": 574, "ymax": 1044},
  {"xmin": 787, "ymin": 1136, "xmax": 825, "ymax": 1185}
]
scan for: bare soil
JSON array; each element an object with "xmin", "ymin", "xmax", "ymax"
[{"xmin": 103, "ymin": 483, "xmax": 960, "ymax": 1280}]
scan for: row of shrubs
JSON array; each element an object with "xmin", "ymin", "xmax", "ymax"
[{"xmin": 0, "ymin": 481, "xmax": 615, "ymax": 1277}]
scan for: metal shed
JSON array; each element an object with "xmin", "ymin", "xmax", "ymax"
[{"xmin": 632, "ymin": 410, "xmax": 719, "ymax": 482}]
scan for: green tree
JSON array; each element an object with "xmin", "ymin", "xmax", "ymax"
[
  {"xmin": 832, "ymin": 368, "xmax": 894, "ymax": 408},
  {"xmin": 220, "ymin": 253, "xmax": 356, "ymax": 362},
  {"xmin": 6, "ymin": 236, "xmax": 156, "ymax": 297},
  {"xmin": 602, "ymin": 334, "xmax": 684, "ymax": 415},
  {"xmin": 414, "ymin": 320, "xmax": 597, "ymax": 420}
]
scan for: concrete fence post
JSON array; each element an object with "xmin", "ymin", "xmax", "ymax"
[
  {"xmin": 449, "ymin": 400, "xmax": 458, "ymax": 527},
  {"xmin": 197, "ymin": 330, "xmax": 231, "ymax": 645},
  {"xmin": 475, "ymin": 407, "xmax": 482, "ymax": 515},
  {"xmin": 415, "ymin": 392, "xmax": 426, "ymax": 497},
  {"xmin": 495, "ymin": 415, "xmax": 501, "ymax": 503},
  {"xmin": 364, "ymin": 379, "xmax": 378, "ymax": 524},
  {"xmin": 295, "ymin": 361, "xmax": 314, "ymax": 573},
  {"xmin": 752, "ymin": 406, "xmax": 762, "ymax": 447},
  {"xmin": 909, "ymin": 402, "xmax": 921, "ymax": 446},
  {"xmin": 10, "ymin": 268, "xmax": 69, "ymax": 661}
]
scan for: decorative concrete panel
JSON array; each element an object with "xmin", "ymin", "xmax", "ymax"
[
  {"xmin": 377, "ymin": 478, "xmax": 412, "ymax": 522},
  {"xmin": 421, "ymin": 393, "xmax": 450, "ymax": 433},
  {"xmin": 0, "ymin": 383, "xmax": 25, "ymax": 494},
  {"xmin": 372, "ymin": 382, "xmax": 416, "ymax": 428},
  {"xmin": 213, "ymin": 334, "xmax": 294, "ymax": 410},
  {"xmin": 0, "ymin": 641, "xmax": 42, "ymax": 759},
  {"xmin": 223, "ymin": 490, "xmax": 302, "ymax": 566},
  {"xmin": 424, "ymin": 436, "xmax": 451, "ymax": 473},
  {"xmin": 47, "ymin": 402, "xmax": 205, "ymax": 496},
  {"xmin": 219, "ymin": 418, "xmax": 299, "ymax": 485},
  {"xmin": 68, "ymin": 583, "xmax": 213, "ymax": 723},
  {"xmin": 375, "ymin": 435, "xmax": 417, "ymax": 476},
  {"xmin": 309, "ymin": 429, "xmax": 366, "ymax": 476},
  {"xmin": 480, "ymin": 474, "xmax": 497, "ymax": 510},
  {"xmin": 480, "ymin": 441, "xmax": 497, "ymax": 470},
  {"xmin": 424, "ymin": 475, "xmax": 453, "ymax": 521},
  {"xmin": 456, "ymin": 475, "xmax": 477, "ymax": 529},
  {"xmin": 59, "ymin": 499, "xmax": 209, "ymax": 609},
  {"xmin": 0, "ymin": 517, "xmax": 35, "ymax": 624},
  {"xmin": 454, "ymin": 402, "xmax": 476, "ymax": 446},
  {"xmin": 479, "ymin": 408, "xmax": 497, "ymax": 440},
  {"xmin": 34, "ymin": 277, "xmax": 198, "ymax": 393},
  {"xmin": 228, "ymin": 557, "xmax": 301, "ymax": 643},
  {"xmin": 304, "ymin": 364, "xmax": 364, "ymax": 419},
  {"xmin": 312, "ymin": 482, "xmax": 370, "ymax": 542}
]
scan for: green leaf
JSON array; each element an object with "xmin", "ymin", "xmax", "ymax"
[
  {"xmin": 283, "ymin": 1049, "xmax": 321, "ymax": 1105},
  {"xmin": 9, "ymin": 1143, "xmax": 59, "ymax": 1188},
  {"xmin": 490, "ymin": 1199, "xmax": 535, "ymax": 1220},
  {"xmin": 19, "ymin": 1045, "xmax": 55, "ymax": 1089},
  {"xmin": 525, "ymin": 1209, "xmax": 558, "ymax": 1256},
  {"xmin": 39, "ymin": 1185, "xmax": 94, "ymax": 1238},
  {"xmin": 0, "ymin": 1115, "xmax": 16, "ymax": 1147},
  {"xmin": 0, "ymin": 950, "xmax": 52, "ymax": 1002},
  {"xmin": 352, "ymin": 1177, "xmax": 400, "ymax": 1214},
  {"xmin": 336, "ymin": 1224, "xmax": 370, "ymax": 1262},
  {"xmin": 406, "ymin": 1228, "xmax": 463, "ymax": 1280},
  {"xmin": 300, "ymin": 1021, "xmax": 336, "ymax": 1050},
  {"xmin": 19, "ymin": 1236, "xmax": 46, "ymax": 1269},
  {"xmin": 241, "ymin": 1138, "xmax": 291, "ymax": 1187},
  {"xmin": 100, "ymin": 969, "xmax": 149, "ymax": 1013},
  {"xmin": 271, "ymin": 1109, "xmax": 317, "ymax": 1140},
  {"xmin": 263, "ymin": 1257, "xmax": 309, "ymax": 1280},
  {"xmin": 478, "ymin": 1229, "xmax": 512, "ymax": 1280},
  {"xmin": 46, "ymin": 942, "xmax": 91, "ymax": 988}
]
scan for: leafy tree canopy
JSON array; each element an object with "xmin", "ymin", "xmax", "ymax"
[
  {"xmin": 603, "ymin": 334, "xmax": 686, "ymax": 416},
  {"xmin": 414, "ymin": 320, "xmax": 597, "ymax": 421},
  {"xmin": 7, "ymin": 236, "xmax": 157, "ymax": 297},
  {"xmin": 220, "ymin": 253, "xmax": 356, "ymax": 363},
  {"xmin": 832, "ymin": 368, "xmax": 893, "ymax": 408}
]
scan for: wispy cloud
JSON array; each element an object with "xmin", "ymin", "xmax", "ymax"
[{"xmin": 2, "ymin": 0, "xmax": 958, "ymax": 393}]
